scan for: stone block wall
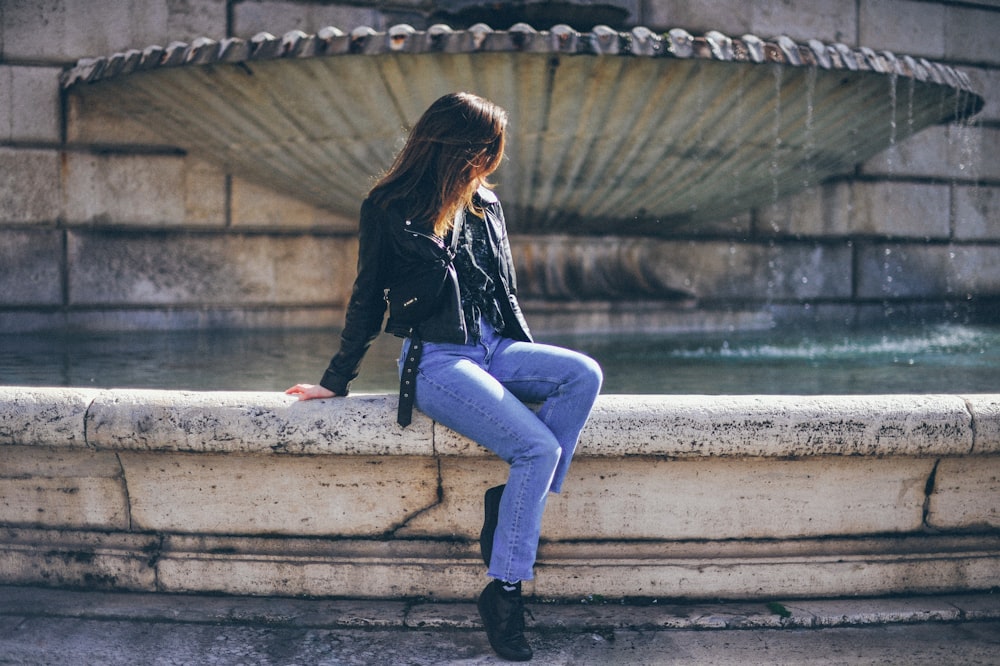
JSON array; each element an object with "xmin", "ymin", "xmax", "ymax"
[
  {"xmin": 0, "ymin": 0, "xmax": 358, "ymax": 333},
  {"xmin": 1, "ymin": 0, "xmax": 998, "ymax": 333}
]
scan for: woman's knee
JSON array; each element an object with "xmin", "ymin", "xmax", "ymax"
[
  {"xmin": 572, "ymin": 353, "xmax": 604, "ymax": 397},
  {"xmin": 513, "ymin": 432, "xmax": 561, "ymax": 470}
]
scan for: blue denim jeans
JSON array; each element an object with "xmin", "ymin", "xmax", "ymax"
[{"xmin": 400, "ymin": 322, "xmax": 602, "ymax": 582}]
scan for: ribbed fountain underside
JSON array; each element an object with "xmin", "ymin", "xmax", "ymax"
[{"xmin": 64, "ymin": 25, "xmax": 983, "ymax": 234}]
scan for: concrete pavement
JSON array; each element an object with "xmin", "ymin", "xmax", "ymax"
[{"xmin": 1, "ymin": 585, "xmax": 998, "ymax": 665}]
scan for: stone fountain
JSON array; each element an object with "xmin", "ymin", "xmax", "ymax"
[
  {"xmin": 63, "ymin": 23, "xmax": 983, "ymax": 238},
  {"xmin": 3, "ymin": 23, "xmax": 995, "ymax": 607}
]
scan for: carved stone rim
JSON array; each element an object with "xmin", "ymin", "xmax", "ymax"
[{"xmin": 61, "ymin": 22, "xmax": 983, "ymax": 107}]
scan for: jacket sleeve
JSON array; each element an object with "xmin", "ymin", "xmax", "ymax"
[{"xmin": 319, "ymin": 199, "xmax": 390, "ymax": 395}]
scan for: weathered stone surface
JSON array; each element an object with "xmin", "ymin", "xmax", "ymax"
[
  {"xmin": 750, "ymin": 0, "xmax": 855, "ymax": 45},
  {"xmin": 967, "ymin": 394, "xmax": 1000, "ymax": 454},
  {"xmin": 944, "ymin": 126, "xmax": 1000, "ymax": 181},
  {"xmin": 119, "ymin": 451, "xmax": 438, "ymax": 536},
  {"xmin": 231, "ymin": 1, "xmax": 383, "ymax": 39},
  {"xmin": 2, "ymin": 387, "xmax": 992, "ymax": 459},
  {"xmin": 1, "ymin": 388, "xmax": 997, "ymax": 599},
  {"xmin": 643, "ymin": 0, "xmax": 753, "ymax": 36},
  {"xmin": 62, "ymin": 153, "xmax": 187, "ymax": 225},
  {"xmin": 0, "ymin": 230, "xmax": 64, "ymax": 305},
  {"xmin": 0, "ymin": 0, "xmax": 227, "ymax": 62},
  {"xmin": 945, "ymin": 4, "xmax": 1000, "ymax": 66},
  {"xmin": 865, "ymin": 126, "xmax": 1000, "ymax": 181},
  {"xmin": 666, "ymin": 241, "xmax": 852, "ymax": 301},
  {"xmin": 757, "ymin": 183, "xmax": 849, "ymax": 237},
  {"xmin": 0, "ymin": 149, "xmax": 61, "ymax": 224},
  {"xmin": 0, "ymin": 446, "xmax": 128, "ymax": 530},
  {"xmin": 400, "ymin": 455, "xmax": 932, "ymax": 540},
  {"xmin": 0, "ymin": 311, "xmax": 67, "ymax": 334},
  {"xmin": 860, "ymin": 0, "xmax": 945, "ymax": 60},
  {"xmin": 52, "ymin": 145, "xmax": 225, "ymax": 233},
  {"xmin": 231, "ymin": 178, "xmax": 358, "ymax": 231},
  {"xmin": 856, "ymin": 243, "xmax": 1000, "ymax": 299},
  {"xmin": 181, "ymin": 159, "xmax": 227, "ymax": 226},
  {"xmin": 928, "ymin": 456, "xmax": 1000, "ymax": 530},
  {"xmin": 16, "ymin": 575, "xmax": 998, "ymax": 631},
  {"xmin": 157, "ymin": 534, "xmax": 477, "ymax": 599},
  {"xmin": 537, "ymin": 540, "xmax": 1000, "ymax": 600},
  {"xmin": 152, "ymin": 532, "xmax": 1000, "ymax": 601},
  {"xmin": 850, "ymin": 182, "xmax": 951, "ymax": 239},
  {"xmin": 688, "ymin": 211, "xmax": 753, "ymax": 237},
  {"xmin": 964, "ymin": 66, "xmax": 1000, "ymax": 124},
  {"xmin": 66, "ymin": 90, "xmax": 177, "ymax": 146},
  {"xmin": 0, "ymin": 387, "xmax": 98, "ymax": 447},
  {"xmin": 520, "ymin": 299, "xmax": 773, "ymax": 336},
  {"xmin": 543, "ymin": 457, "xmax": 933, "ymax": 540},
  {"xmin": 62, "ymin": 304, "xmax": 344, "ymax": 333},
  {"xmin": 0, "ymin": 66, "xmax": 61, "ymax": 142},
  {"xmin": 394, "ymin": 457, "xmax": 508, "ymax": 538},
  {"xmin": 86, "ymin": 390, "xmax": 432, "ymax": 455},
  {"xmin": 435, "ymin": 394, "xmax": 974, "ymax": 458},
  {"xmin": 954, "ymin": 185, "xmax": 1000, "ymax": 241},
  {"xmin": 67, "ymin": 232, "xmax": 353, "ymax": 306},
  {"xmin": 512, "ymin": 238, "xmax": 853, "ymax": 301},
  {"xmin": 0, "ymin": 583, "xmax": 411, "ymax": 626},
  {"xmin": 0, "ymin": 527, "xmax": 158, "ymax": 591},
  {"xmin": 947, "ymin": 124, "xmax": 992, "ymax": 180}
]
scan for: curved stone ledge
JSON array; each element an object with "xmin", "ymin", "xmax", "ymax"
[
  {"xmin": 86, "ymin": 390, "xmax": 432, "ymax": 456},
  {"xmin": 0, "ymin": 388, "xmax": 101, "ymax": 449},
  {"xmin": 2, "ymin": 387, "xmax": 998, "ymax": 600},
  {"xmin": 1, "ymin": 387, "xmax": 997, "ymax": 458}
]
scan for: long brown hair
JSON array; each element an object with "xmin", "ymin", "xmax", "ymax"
[{"xmin": 369, "ymin": 92, "xmax": 507, "ymax": 237}]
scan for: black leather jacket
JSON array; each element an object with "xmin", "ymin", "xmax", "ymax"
[{"xmin": 319, "ymin": 187, "xmax": 533, "ymax": 395}]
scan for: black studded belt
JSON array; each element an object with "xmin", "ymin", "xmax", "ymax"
[{"xmin": 397, "ymin": 334, "xmax": 423, "ymax": 427}]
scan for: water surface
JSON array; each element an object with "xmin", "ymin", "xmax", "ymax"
[{"xmin": 2, "ymin": 324, "xmax": 997, "ymax": 395}]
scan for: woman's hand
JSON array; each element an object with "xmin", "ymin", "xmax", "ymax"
[{"xmin": 285, "ymin": 383, "xmax": 338, "ymax": 401}]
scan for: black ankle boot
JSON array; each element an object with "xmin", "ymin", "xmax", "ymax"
[
  {"xmin": 477, "ymin": 579, "xmax": 532, "ymax": 661},
  {"xmin": 480, "ymin": 484, "xmax": 505, "ymax": 566}
]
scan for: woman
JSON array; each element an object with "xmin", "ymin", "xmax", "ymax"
[{"xmin": 287, "ymin": 92, "xmax": 602, "ymax": 662}]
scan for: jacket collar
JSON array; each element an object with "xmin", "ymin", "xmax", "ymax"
[{"xmin": 474, "ymin": 185, "xmax": 499, "ymax": 204}]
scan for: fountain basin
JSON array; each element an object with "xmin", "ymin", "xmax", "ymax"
[
  {"xmin": 62, "ymin": 24, "xmax": 984, "ymax": 235},
  {"xmin": 2, "ymin": 387, "xmax": 997, "ymax": 600}
]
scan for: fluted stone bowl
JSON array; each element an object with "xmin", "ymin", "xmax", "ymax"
[{"xmin": 63, "ymin": 23, "xmax": 984, "ymax": 235}]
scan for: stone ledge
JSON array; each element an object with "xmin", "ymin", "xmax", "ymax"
[
  {"xmin": 2, "ymin": 584, "xmax": 998, "ymax": 632},
  {"xmin": 2, "ymin": 387, "xmax": 998, "ymax": 458},
  {"xmin": 3, "ymin": 527, "xmax": 998, "ymax": 601},
  {"xmin": 2, "ymin": 387, "xmax": 998, "ymax": 600}
]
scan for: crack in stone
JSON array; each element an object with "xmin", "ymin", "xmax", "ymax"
[
  {"xmin": 400, "ymin": 598, "xmax": 420, "ymax": 628},
  {"xmin": 388, "ymin": 457, "xmax": 445, "ymax": 537},
  {"xmin": 961, "ymin": 397, "xmax": 978, "ymax": 454},
  {"xmin": 113, "ymin": 452, "xmax": 134, "ymax": 533},
  {"xmin": 82, "ymin": 394, "xmax": 97, "ymax": 450},
  {"xmin": 922, "ymin": 458, "xmax": 941, "ymax": 529},
  {"xmin": 134, "ymin": 532, "xmax": 166, "ymax": 592}
]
